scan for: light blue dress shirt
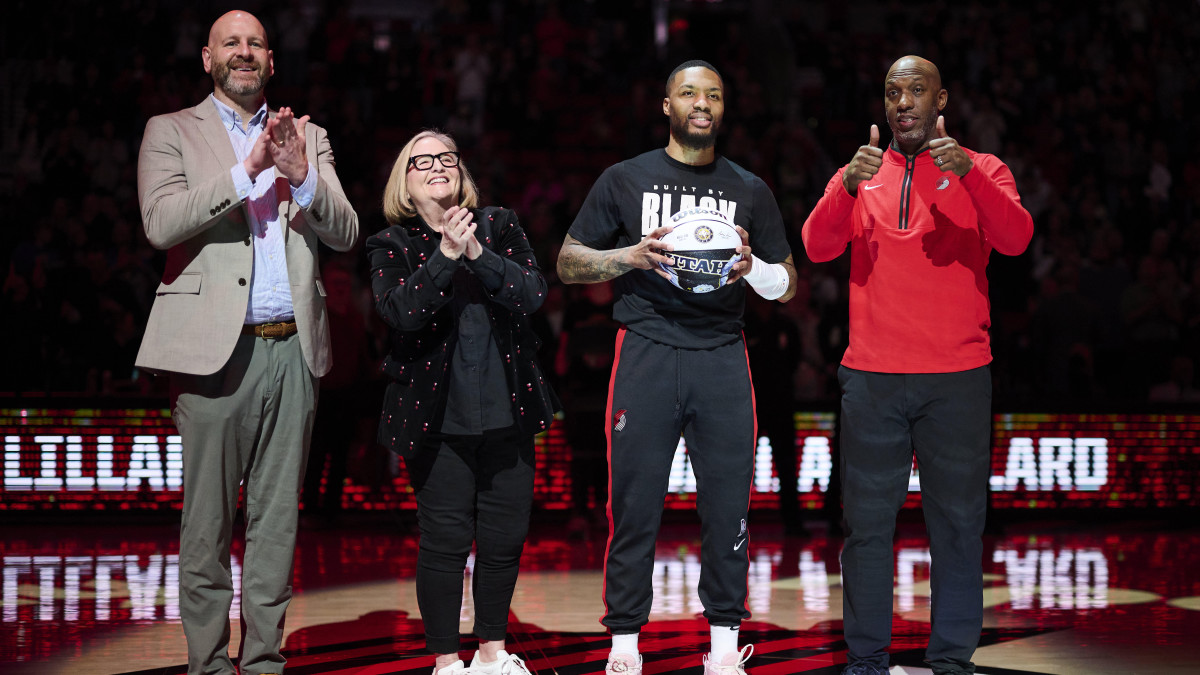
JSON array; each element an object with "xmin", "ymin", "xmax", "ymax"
[{"xmin": 210, "ymin": 95, "xmax": 317, "ymax": 324}]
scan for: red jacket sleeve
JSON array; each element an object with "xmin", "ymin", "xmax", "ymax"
[
  {"xmin": 802, "ymin": 167, "xmax": 857, "ymax": 263},
  {"xmin": 960, "ymin": 154, "xmax": 1034, "ymax": 256}
]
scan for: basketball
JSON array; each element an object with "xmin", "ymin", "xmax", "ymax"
[{"xmin": 657, "ymin": 208, "xmax": 743, "ymax": 293}]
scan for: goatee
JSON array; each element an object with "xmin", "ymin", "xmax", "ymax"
[{"xmin": 893, "ymin": 117, "xmax": 938, "ymax": 152}]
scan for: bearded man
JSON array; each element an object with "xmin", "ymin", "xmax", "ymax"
[
  {"xmin": 135, "ymin": 10, "xmax": 358, "ymax": 674},
  {"xmin": 803, "ymin": 55, "xmax": 1033, "ymax": 675},
  {"xmin": 558, "ymin": 59, "xmax": 796, "ymax": 675}
]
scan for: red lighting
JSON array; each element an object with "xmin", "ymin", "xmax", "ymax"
[{"xmin": 3, "ymin": 409, "xmax": 1198, "ymax": 511}]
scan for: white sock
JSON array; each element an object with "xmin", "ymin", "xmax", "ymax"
[
  {"xmin": 610, "ymin": 633, "xmax": 639, "ymax": 659},
  {"xmin": 710, "ymin": 625, "xmax": 739, "ymax": 662}
]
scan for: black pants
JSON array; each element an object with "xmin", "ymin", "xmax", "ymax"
[
  {"xmin": 603, "ymin": 329, "xmax": 756, "ymax": 633},
  {"xmin": 838, "ymin": 366, "xmax": 991, "ymax": 675},
  {"xmin": 405, "ymin": 427, "xmax": 536, "ymax": 654}
]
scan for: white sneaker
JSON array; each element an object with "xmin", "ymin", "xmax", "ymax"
[
  {"xmin": 703, "ymin": 644, "xmax": 753, "ymax": 674},
  {"xmin": 434, "ymin": 659, "xmax": 474, "ymax": 674},
  {"xmin": 605, "ymin": 652, "xmax": 643, "ymax": 674},
  {"xmin": 470, "ymin": 649, "xmax": 534, "ymax": 675}
]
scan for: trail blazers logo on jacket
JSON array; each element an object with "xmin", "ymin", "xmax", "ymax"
[{"xmin": 613, "ymin": 409, "xmax": 628, "ymax": 432}]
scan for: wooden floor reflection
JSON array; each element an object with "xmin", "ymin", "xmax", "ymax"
[{"xmin": 2, "ymin": 515, "xmax": 1198, "ymax": 674}]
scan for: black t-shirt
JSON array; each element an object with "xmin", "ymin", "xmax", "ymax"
[{"xmin": 568, "ymin": 149, "xmax": 791, "ymax": 349}]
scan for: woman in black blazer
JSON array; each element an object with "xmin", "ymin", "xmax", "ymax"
[{"xmin": 366, "ymin": 130, "xmax": 558, "ymax": 675}]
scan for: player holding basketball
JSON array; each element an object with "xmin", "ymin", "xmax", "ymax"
[
  {"xmin": 803, "ymin": 56, "xmax": 1033, "ymax": 675},
  {"xmin": 558, "ymin": 60, "xmax": 797, "ymax": 675}
]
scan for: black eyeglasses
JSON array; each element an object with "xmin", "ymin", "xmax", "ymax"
[{"xmin": 408, "ymin": 151, "xmax": 460, "ymax": 171}]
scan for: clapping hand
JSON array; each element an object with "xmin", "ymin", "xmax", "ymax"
[
  {"xmin": 266, "ymin": 107, "xmax": 310, "ymax": 186},
  {"xmin": 439, "ymin": 205, "xmax": 479, "ymax": 260}
]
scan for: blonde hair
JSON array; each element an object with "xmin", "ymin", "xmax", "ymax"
[{"xmin": 382, "ymin": 130, "xmax": 480, "ymax": 224}]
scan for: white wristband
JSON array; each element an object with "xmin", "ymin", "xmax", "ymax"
[{"xmin": 742, "ymin": 254, "xmax": 789, "ymax": 300}]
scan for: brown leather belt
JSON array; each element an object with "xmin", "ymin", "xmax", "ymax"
[{"xmin": 242, "ymin": 320, "xmax": 298, "ymax": 339}]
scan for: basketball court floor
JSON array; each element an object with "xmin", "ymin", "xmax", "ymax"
[{"xmin": 3, "ymin": 513, "xmax": 1197, "ymax": 675}]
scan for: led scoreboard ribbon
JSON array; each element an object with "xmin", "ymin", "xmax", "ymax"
[
  {"xmin": 985, "ymin": 413, "xmax": 1200, "ymax": 509},
  {"xmin": 2, "ymin": 408, "xmax": 1198, "ymax": 510},
  {"xmin": 2, "ymin": 408, "xmax": 182, "ymax": 510}
]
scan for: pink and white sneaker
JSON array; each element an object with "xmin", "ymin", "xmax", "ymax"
[
  {"xmin": 604, "ymin": 652, "xmax": 643, "ymax": 674},
  {"xmin": 702, "ymin": 644, "xmax": 754, "ymax": 674}
]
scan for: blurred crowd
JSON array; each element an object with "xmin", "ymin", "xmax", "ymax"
[{"xmin": 3, "ymin": 0, "xmax": 1199, "ymax": 408}]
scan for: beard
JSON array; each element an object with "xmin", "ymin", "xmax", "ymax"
[
  {"xmin": 212, "ymin": 58, "xmax": 269, "ymax": 97},
  {"xmin": 669, "ymin": 111, "xmax": 719, "ymax": 150},
  {"xmin": 892, "ymin": 115, "xmax": 938, "ymax": 151}
]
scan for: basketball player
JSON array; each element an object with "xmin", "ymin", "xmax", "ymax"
[
  {"xmin": 803, "ymin": 55, "xmax": 1033, "ymax": 675},
  {"xmin": 558, "ymin": 60, "xmax": 797, "ymax": 675}
]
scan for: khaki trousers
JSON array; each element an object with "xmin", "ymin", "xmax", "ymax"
[{"xmin": 171, "ymin": 332, "xmax": 317, "ymax": 675}]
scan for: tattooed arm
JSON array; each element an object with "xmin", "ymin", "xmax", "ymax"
[{"xmin": 557, "ymin": 227, "xmax": 675, "ymax": 284}]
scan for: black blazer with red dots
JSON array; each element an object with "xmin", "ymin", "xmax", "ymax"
[{"xmin": 367, "ymin": 206, "xmax": 559, "ymax": 457}]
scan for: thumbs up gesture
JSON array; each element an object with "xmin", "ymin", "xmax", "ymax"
[
  {"xmin": 929, "ymin": 116, "xmax": 973, "ymax": 177},
  {"xmin": 843, "ymin": 124, "xmax": 885, "ymax": 196}
]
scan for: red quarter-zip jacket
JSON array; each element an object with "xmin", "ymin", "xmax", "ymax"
[{"xmin": 802, "ymin": 145, "xmax": 1033, "ymax": 374}]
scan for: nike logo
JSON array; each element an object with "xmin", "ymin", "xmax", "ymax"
[
  {"xmin": 863, "ymin": 184, "xmax": 883, "ymax": 190},
  {"xmin": 733, "ymin": 538, "xmax": 746, "ymax": 551}
]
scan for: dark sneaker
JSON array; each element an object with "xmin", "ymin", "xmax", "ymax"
[{"xmin": 842, "ymin": 663, "xmax": 890, "ymax": 675}]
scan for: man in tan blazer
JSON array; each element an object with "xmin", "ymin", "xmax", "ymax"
[{"xmin": 135, "ymin": 10, "xmax": 357, "ymax": 674}]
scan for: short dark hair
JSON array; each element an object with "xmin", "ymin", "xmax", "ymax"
[{"xmin": 665, "ymin": 60, "xmax": 722, "ymax": 95}]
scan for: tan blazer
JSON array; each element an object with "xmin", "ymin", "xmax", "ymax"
[{"xmin": 135, "ymin": 98, "xmax": 358, "ymax": 377}]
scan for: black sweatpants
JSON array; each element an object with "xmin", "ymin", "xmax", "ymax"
[
  {"xmin": 838, "ymin": 365, "xmax": 991, "ymax": 675},
  {"xmin": 405, "ymin": 427, "xmax": 536, "ymax": 654},
  {"xmin": 602, "ymin": 328, "xmax": 756, "ymax": 633}
]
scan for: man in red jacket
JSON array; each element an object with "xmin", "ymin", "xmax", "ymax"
[{"xmin": 802, "ymin": 56, "xmax": 1033, "ymax": 675}]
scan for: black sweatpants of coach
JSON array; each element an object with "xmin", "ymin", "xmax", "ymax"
[
  {"xmin": 838, "ymin": 365, "xmax": 992, "ymax": 675},
  {"xmin": 603, "ymin": 328, "xmax": 756, "ymax": 634}
]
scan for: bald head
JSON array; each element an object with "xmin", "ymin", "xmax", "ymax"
[
  {"xmin": 885, "ymin": 55, "xmax": 942, "ymax": 92},
  {"xmin": 208, "ymin": 10, "xmax": 268, "ymax": 49}
]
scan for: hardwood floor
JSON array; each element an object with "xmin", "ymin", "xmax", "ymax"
[{"xmin": 2, "ymin": 517, "xmax": 1197, "ymax": 674}]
